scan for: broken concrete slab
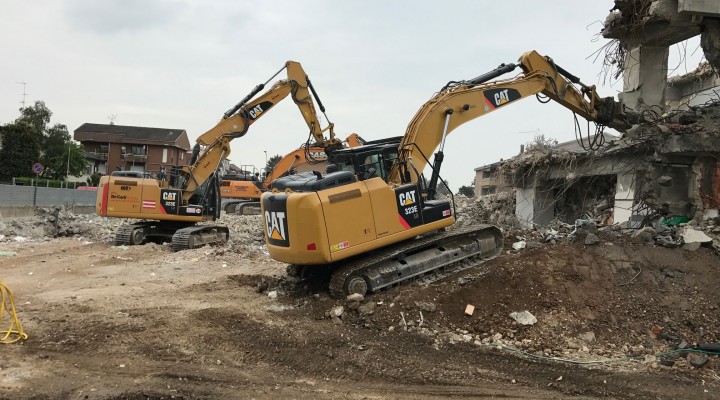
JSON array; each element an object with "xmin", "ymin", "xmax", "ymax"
[
  {"xmin": 509, "ymin": 310, "xmax": 537, "ymax": 326},
  {"xmin": 584, "ymin": 233, "xmax": 600, "ymax": 245},
  {"xmin": 689, "ymin": 354, "xmax": 709, "ymax": 368},
  {"xmin": 415, "ymin": 301, "xmax": 436, "ymax": 312},
  {"xmin": 330, "ymin": 305, "xmax": 344, "ymax": 318},
  {"xmin": 346, "ymin": 293, "xmax": 364, "ymax": 302},
  {"xmin": 465, "ymin": 304, "xmax": 475, "ymax": 316},
  {"xmin": 357, "ymin": 302, "xmax": 376, "ymax": 316},
  {"xmin": 681, "ymin": 227, "xmax": 713, "ymax": 244}
]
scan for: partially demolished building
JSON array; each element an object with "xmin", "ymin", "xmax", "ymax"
[{"xmin": 497, "ymin": 0, "xmax": 720, "ymax": 229}]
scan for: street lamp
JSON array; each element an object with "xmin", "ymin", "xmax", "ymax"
[{"xmin": 66, "ymin": 141, "xmax": 71, "ymax": 183}]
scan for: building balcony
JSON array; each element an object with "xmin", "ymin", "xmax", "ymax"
[
  {"xmin": 122, "ymin": 153, "xmax": 147, "ymax": 162},
  {"xmin": 86, "ymin": 152, "xmax": 108, "ymax": 160}
]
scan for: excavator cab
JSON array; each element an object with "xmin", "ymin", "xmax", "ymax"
[{"xmin": 327, "ymin": 136, "xmax": 402, "ymax": 183}]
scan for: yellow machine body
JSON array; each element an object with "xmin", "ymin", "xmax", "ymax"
[
  {"xmin": 96, "ymin": 176, "xmax": 208, "ymax": 222},
  {"xmin": 263, "ymin": 177, "xmax": 454, "ymax": 265}
]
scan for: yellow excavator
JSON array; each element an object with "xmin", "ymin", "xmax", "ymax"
[
  {"xmin": 220, "ymin": 133, "xmax": 367, "ymax": 214},
  {"xmin": 97, "ymin": 61, "xmax": 343, "ymax": 250},
  {"xmin": 262, "ymin": 50, "xmax": 636, "ymax": 297}
]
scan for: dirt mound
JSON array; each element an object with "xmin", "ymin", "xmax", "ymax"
[{"xmin": 274, "ymin": 237, "xmax": 720, "ymax": 374}]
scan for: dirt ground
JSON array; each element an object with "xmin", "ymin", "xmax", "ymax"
[{"xmin": 1, "ymin": 220, "xmax": 719, "ymax": 399}]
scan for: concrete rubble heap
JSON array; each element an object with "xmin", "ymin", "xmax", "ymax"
[{"xmin": 0, "ymin": 208, "xmax": 266, "ymax": 253}]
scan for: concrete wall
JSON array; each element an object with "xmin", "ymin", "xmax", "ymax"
[
  {"xmin": 0, "ymin": 184, "xmax": 96, "ymax": 207},
  {"xmin": 0, "ymin": 205, "xmax": 95, "ymax": 218}
]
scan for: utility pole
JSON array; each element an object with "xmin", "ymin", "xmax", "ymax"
[
  {"xmin": 16, "ymin": 82, "xmax": 27, "ymax": 109},
  {"xmin": 264, "ymin": 150, "xmax": 268, "ymax": 178},
  {"xmin": 66, "ymin": 141, "xmax": 71, "ymax": 181}
]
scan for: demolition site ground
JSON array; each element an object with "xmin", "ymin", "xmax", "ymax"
[{"xmin": 0, "ymin": 214, "xmax": 719, "ymax": 399}]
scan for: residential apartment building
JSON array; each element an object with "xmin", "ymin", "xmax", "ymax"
[
  {"xmin": 473, "ymin": 162, "xmax": 500, "ymax": 197},
  {"xmin": 73, "ymin": 123, "xmax": 192, "ymax": 176}
]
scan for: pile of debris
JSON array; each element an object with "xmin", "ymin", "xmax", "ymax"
[
  {"xmin": 0, "ymin": 207, "xmax": 268, "ymax": 251},
  {"xmin": 503, "ymin": 215, "xmax": 720, "ymax": 255},
  {"xmin": 0, "ymin": 206, "xmax": 122, "ymax": 242},
  {"xmin": 284, "ymin": 236, "xmax": 720, "ymax": 374},
  {"xmin": 454, "ymin": 191, "xmax": 518, "ymax": 228}
]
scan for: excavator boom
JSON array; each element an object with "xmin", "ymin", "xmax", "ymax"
[{"xmin": 390, "ymin": 50, "xmax": 630, "ymax": 186}]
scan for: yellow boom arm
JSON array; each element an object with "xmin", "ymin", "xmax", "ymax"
[
  {"xmin": 389, "ymin": 50, "xmax": 630, "ymax": 186},
  {"xmin": 181, "ymin": 61, "xmax": 342, "ymax": 201}
]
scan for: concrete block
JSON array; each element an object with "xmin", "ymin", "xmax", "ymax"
[{"xmin": 679, "ymin": 0, "xmax": 720, "ymax": 16}]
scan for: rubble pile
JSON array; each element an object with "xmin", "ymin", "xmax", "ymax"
[
  {"xmin": 214, "ymin": 214, "xmax": 266, "ymax": 255},
  {"xmin": 285, "ymin": 237, "xmax": 720, "ymax": 374},
  {"xmin": 454, "ymin": 191, "xmax": 518, "ymax": 228},
  {"xmin": 0, "ymin": 206, "xmax": 123, "ymax": 242},
  {"xmin": 0, "ymin": 208, "xmax": 268, "ymax": 250}
]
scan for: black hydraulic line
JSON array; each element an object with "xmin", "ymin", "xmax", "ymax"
[
  {"xmin": 427, "ymin": 108, "xmax": 453, "ymax": 200},
  {"xmin": 467, "ymin": 63, "xmax": 518, "ymax": 85},
  {"xmin": 546, "ymin": 56, "xmax": 589, "ymax": 89},
  {"xmin": 306, "ymin": 78, "xmax": 326, "ymax": 113},
  {"xmin": 224, "ymin": 83, "xmax": 265, "ymax": 119},
  {"xmin": 426, "ymin": 151, "xmax": 444, "ymax": 200}
]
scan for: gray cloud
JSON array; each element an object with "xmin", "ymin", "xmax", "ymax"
[{"xmin": 63, "ymin": 0, "xmax": 182, "ymax": 34}]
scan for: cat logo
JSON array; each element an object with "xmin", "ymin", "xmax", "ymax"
[
  {"xmin": 265, "ymin": 211, "xmax": 287, "ymax": 241},
  {"xmin": 398, "ymin": 190, "xmax": 416, "ymax": 206},
  {"xmin": 484, "ymin": 88, "xmax": 521, "ymax": 110},
  {"xmin": 248, "ymin": 104, "xmax": 264, "ymax": 119},
  {"xmin": 162, "ymin": 191, "xmax": 177, "ymax": 201},
  {"xmin": 494, "ymin": 89, "xmax": 510, "ymax": 106}
]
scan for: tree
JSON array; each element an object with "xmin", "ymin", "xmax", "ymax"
[
  {"xmin": 1, "ymin": 101, "xmax": 87, "ymax": 180},
  {"xmin": 0, "ymin": 122, "xmax": 41, "ymax": 180},
  {"xmin": 16, "ymin": 101, "xmax": 52, "ymax": 141},
  {"xmin": 457, "ymin": 185, "xmax": 475, "ymax": 197},
  {"xmin": 436, "ymin": 179, "xmax": 451, "ymax": 197},
  {"xmin": 264, "ymin": 154, "xmax": 282, "ymax": 177},
  {"xmin": 40, "ymin": 123, "xmax": 86, "ymax": 179}
]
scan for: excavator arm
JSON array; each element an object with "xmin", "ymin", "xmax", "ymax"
[
  {"xmin": 181, "ymin": 61, "xmax": 341, "ymax": 201},
  {"xmin": 389, "ymin": 50, "xmax": 633, "ymax": 188}
]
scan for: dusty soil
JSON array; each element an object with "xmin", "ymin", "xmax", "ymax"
[{"xmin": 1, "ymin": 225, "xmax": 719, "ymax": 399}]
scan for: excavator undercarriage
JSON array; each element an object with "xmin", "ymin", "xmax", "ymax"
[{"xmin": 287, "ymin": 225, "xmax": 503, "ymax": 298}]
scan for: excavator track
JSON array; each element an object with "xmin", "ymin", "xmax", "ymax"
[
  {"xmin": 170, "ymin": 225, "xmax": 230, "ymax": 251},
  {"xmin": 327, "ymin": 225, "xmax": 503, "ymax": 298},
  {"xmin": 114, "ymin": 222, "xmax": 154, "ymax": 246}
]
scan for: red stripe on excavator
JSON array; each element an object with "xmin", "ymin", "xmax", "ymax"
[
  {"xmin": 398, "ymin": 214, "xmax": 411, "ymax": 230},
  {"xmin": 483, "ymin": 97, "xmax": 495, "ymax": 110},
  {"xmin": 101, "ymin": 183, "xmax": 109, "ymax": 215}
]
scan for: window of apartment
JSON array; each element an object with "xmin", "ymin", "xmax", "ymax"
[
  {"xmin": 162, "ymin": 148, "xmax": 168, "ymax": 163},
  {"xmin": 131, "ymin": 146, "xmax": 146, "ymax": 155},
  {"xmin": 482, "ymin": 170, "xmax": 495, "ymax": 179},
  {"xmin": 98, "ymin": 145, "xmax": 109, "ymax": 154},
  {"xmin": 481, "ymin": 186, "xmax": 497, "ymax": 195},
  {"xmin": 180, "ymin": 151, "xmax": 184, "ymax": 160},
  {"xmin": 120, "ymin": 146, "xmax": 126, "ymax": 154}
]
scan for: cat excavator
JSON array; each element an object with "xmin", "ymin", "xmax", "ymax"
[
  {"xmin": 220, "ymin": 133, "xmax": 367, "ymax": 214},
  {"xmin": 97, "ymin": 60, "xmax": 342, "ymax": 250},
  {"xmin": 262, "ymin": 50, "xmax": 636, "ymax": 297}
]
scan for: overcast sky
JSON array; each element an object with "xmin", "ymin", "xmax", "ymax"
[{"xmin": 0, "ymin": 1, "xmax": 704, "ymax": 190}]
